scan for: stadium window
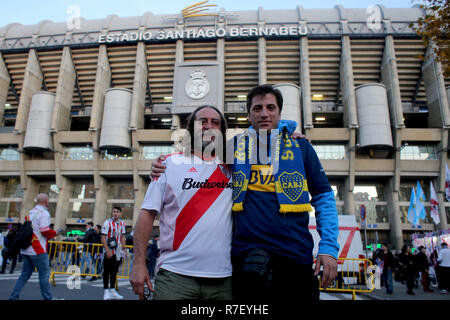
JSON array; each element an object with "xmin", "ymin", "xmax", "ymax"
[
  {"xmin": 62, "ymin": 146, "xmax": 94, "ymax": 160},
  {"xmin": 353, "ymin": 185, "xmax": 388, "ymax": 223},
  {"xmin": 400, "ymin": 145, "xmax": 437, "ymax": 160},
  {"xmin": 0, "ymin": 147, "xmax": 20, "ymax": 161},
  {"xmin": 37, "ymin": 183, "xmax": 59, "ymax": 218},
  {"xmin": 312, "ymin": 144, "xmax": 346, "ymax": 160},
  {"xmin": 141, "ymin": 145, "xmax": 174, "ymax": 160},
  {"xmin": 107, "ymin": 180, "xmax": 134, "ymax": 221},
  {"xmin": 101, "ymin": 148, "xmax": 133, "ymax": 160},
  {"xmin": 0, "ymin": 178, "xmax": 23, "ymax": 220},
  {"xmin": 69, "ymin": 181, "xmax": 95, "ymax": 220}
]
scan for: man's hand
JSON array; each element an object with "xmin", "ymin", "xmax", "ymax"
[
  {"xmin": 314, "ymin": 255, "xmax": 338, "ymax": 289},
  {"xmin": 105, "ymin": 249, "xmax": 113, "ymax": 259},
  {"xmin": 56, "ymin": 228, "xmax": 63, "ymax": 236},
  {"xmin": 130, "ymin": 263, "xmax": 153, "ymax": 300},
  {"xmin": 290, "ymin": 132, "xmax": 308, "ymax": 141},
  {"xmin": 150, "ymin": 155, "xmax": 167, "ymax": 179}
]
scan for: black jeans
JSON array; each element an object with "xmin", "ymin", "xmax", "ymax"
[
  {"xmin": 232, "ymin": 249, "xmax": 319, "ymax": 301},
  {"xmin": 103, "ymin": 255, "xmax": 122, "ymax": 289},
  {"xmin": 1, "ymin": 250, "xmax": 17, "ymax": 273}
]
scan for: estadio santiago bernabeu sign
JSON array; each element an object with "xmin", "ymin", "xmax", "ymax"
[{"xmin": 98, "ymin": 25, "xmax": 308, "ymax": 43}]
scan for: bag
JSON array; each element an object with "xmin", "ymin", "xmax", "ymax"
[
  {"xmin": 11, "ymin": 221, "xmax": 34, "ymax": 252},
  {"xmin": 107, "ymin": 237, "xmax": 117, "ymax": 249}
]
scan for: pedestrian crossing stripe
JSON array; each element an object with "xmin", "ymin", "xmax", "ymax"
[
  {"xmin": 1, "ymin": 273, "xmax": 368, "ymax": 300},
  {"xmin": 0, "ymin": 273, "xmax": 133, "ymax": 288}
]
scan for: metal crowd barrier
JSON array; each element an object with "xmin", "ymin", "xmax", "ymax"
[
  {"xmin": 48, "ymin": 240, "xmax": 134, "ymax": 289},
  {"xmin": 318, "ymin": 258, "xmax": 375, "ymax": 300},
  {"xmin": 48, "ymin": 241, "xmax": 375, "ymax": 299}
]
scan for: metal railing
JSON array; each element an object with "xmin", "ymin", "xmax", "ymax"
[
  {"xmin": 48, "ymin": 241, "xmax": 133, "ymax": 289},
  {"xmin": 48, "ymin": 241, "xmax": 375, "ymax": 299},
  {"xmin": 318, "ymin": 258, "xmax": 375, "ymax": 300}
]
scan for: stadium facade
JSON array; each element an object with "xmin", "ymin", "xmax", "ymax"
[{"xmin": 0, "ymin": 4, "xmax": 449, "ymax": 251}]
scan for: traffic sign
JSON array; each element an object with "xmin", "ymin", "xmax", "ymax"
[{"xmin": 360, "ymin": 205, "xmax": 366, "ymax": 221}]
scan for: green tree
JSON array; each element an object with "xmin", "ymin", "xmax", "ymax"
[{"xmin": 410, "ymin": 0, "xmax": 449, "ymax": 76}]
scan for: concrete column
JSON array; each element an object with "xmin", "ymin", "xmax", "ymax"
[
  {"xmin": 89, "ymin": 45, "xmax": 111, "ymax": 131},
  {"xmin": 129, "ymin": 42, "xmax": 148, "ymax": 130},
  {"xmin": 273, "ymin": 83, "xmax": 301, "ymax": 132},
  {"xmin": 0, "ymin": 53, "xmax": 10, "ymax": 125},
  {"xmin": 340, "ymin": 36, "xmax": 358, "ymax": 128},
  {"xmin": 345, "ymin": 129, "xmax": 356, "ymax": 217},
  {"xmin": 422, "ymin": 46, "xmax": 450, "ymax": 128},
  {"xmin": 14, "ymin": 49, "xmax": 43, "ymax": 133},
  {"xmin": 217, "ymin": 32, "xmax": 225, "ymax": 112},
  {"xmin": 51, "ymin": 46, "xmax": 75, "ymax": 132},
  {"xmin": 437, "ymin": 193, "xmax": 448, "ymax": 230},
  {"xmin": 299, "ymin": 36, "xmax": 313, "ymax": 129},
  {"xmin": 172, "ymin": 39, "xmax": 184, "ymax": 135},
  {"xmin": 258, "ymin": 35, "xmax": 267, "ymax": 84},
  {"xmin": 381, "ymin": 36, "xmax": 405, "ymax": 129},
  {"xmin": 344, "ymin": 176, "xmax": 355, "ymax": 217},
  {"xmin": 176, "ymin": 39, "xmax": 184, "ymax": 64},
  {"xmin": 20, "ymin": 176, "xmax": 38, "ymax": 222},
  {"xmin": 386, "ymin": 176, "xmax": 403, "ymax": 251},
  {"xmin": 54, "ymin": 176, "xmax": 73, "ymax": 231},
  {"xmin": 93, "ymin": 175, "xmax": 109, "ymax": 226},
  {"xmin": 132, "ymin": 176, "xmax": 146, "ymax": 228},
  {"xmin": 438, "ymin": 129, "xmax": 449, "ymax": 230},
  {"xmin": 131, "ymin": 131, "xmax": 143, "ymax": 227},
  {"xmin": 447, "ymin": 86, "xmax": 450, "ymax": 109}
]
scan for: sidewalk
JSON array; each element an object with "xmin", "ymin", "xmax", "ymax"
[{"xmin": 359, "ymin": 281, "xmax": 450, "ymax": 300}]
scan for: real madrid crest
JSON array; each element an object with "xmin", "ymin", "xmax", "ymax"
[{"xmin": 185, "ymin": 69, "xmax": 210, "ymax": 100}]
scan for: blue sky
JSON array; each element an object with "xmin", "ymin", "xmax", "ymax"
[{"xmin": 0, "ymin": 0, "xmax": 417, "ymax": 27}]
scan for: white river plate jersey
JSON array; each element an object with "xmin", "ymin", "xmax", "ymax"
[{"xmin": 141, "ymin": 153, "xmax": 233, "ymax": 278}]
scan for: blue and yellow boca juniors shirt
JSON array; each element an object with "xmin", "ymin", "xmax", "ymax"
[{"xmin": 231, "ymin": 137, "xmax": 339, "ymax": 265}]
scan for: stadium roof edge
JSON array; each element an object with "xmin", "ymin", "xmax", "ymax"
[{"xmin": 0, "ymin": 7, "xmax": 424, "ymax": 40}]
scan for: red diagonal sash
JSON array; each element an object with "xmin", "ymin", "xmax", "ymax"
[{"xmin": 173, "ymin": 166, "xmax": 230, "ymax": 251}]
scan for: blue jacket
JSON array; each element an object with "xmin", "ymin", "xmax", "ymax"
[{"xmin": 231, "ymin": 132, "xmax": 339, "ymax": 264}]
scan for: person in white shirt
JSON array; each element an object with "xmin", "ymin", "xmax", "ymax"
[
  {"xmin": 9, "ymin": 193, "xmax": 62, "ymax": 300},
  {"xmin": 130, "ymin": 105, "xmax": 233, "ymax": 300},
  {"xmin": 101, "ymin": 206, "xmax": 127, "ymax": 300},
  {"xmin": 437, "ymin": 242, "xmax": 450, "ymax": 294}
]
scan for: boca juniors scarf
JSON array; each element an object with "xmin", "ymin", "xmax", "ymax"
[{"xmin": 232, "ymin": 120, "xmax": 312, "ymax": 214}]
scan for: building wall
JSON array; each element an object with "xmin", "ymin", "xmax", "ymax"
[{"xmin": 0, "ymin": 7, "xmax": 449, "ymax": 251}]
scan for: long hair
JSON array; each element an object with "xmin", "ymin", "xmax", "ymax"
[{"xmin": 184, "ymin": 105, "xmax": 228, "ymax": 162}]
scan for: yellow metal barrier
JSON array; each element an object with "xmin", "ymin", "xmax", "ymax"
[
  {"xmin": 48, "ymin": 241, "xmax": 133, "ymax": 289},
  {"xmin": 48, "ymin": 241, "xmax": 374, "ymax": 299},
  {"xmin": 318, "ymin": 258, "xmax": 375, "ymax": 300}
]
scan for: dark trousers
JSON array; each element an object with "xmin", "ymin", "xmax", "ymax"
[
  {"xmin": 438, "ymin": 266, "xmax": 450, "ymax": 291},
  {"xmin": 1, "ymin": 251, "xmax": 17, "ymax": 273},
  {"xmin": 103, "ymin": 255, "xmax": 122, "ymax": 289},
  {"xmin": 405, "ymin": 270, "xmax": 415, "ymax": 293},
  {"xmin": 232, "ymin": 251, "xmax": 319, "ymax": 301}
]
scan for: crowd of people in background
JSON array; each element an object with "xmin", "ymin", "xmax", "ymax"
[
  {"xmin": 371, "ymin": 241, "xmax": 450, "ymax": 295},
  {"xmin": 0, "ymin": 218, "xmax": 160, "ymax": 298}
]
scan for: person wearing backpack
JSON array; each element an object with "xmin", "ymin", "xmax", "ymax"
[{"xmin": 9, "ymin": 193, "xmax": 62, "ymax": 300}]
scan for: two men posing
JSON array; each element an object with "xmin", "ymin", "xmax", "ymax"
[{"xmin": 130, "ymin": 84, "xmax": 339, "ymax": 300}]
